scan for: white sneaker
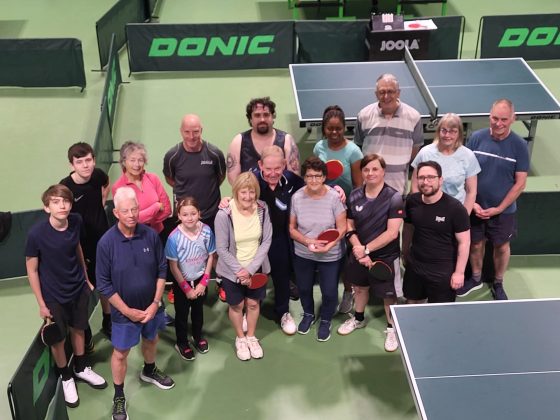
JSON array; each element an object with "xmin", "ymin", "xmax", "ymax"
[
  {"xmin": 384, "ymin": 327, "xmax": 398, "ymax": 352},
  {"xmin": 280, "ymin": 312, "xmax": 297, "ymax": 335},
  {"xmin": 337, "ymin": 315, "xmax": 366, "ymax": 335},
  {"xmin": 242, "ymin": 313, "xmax": 248, "ymax": 334},
  {"xmin": 235, "ymin": 337, "xmax": 251, "ymax": 361},
  {"xmin": 338, "ymin": 290, "xmax": 354, "ymax": 314},
  {"xmin": 74, "ymin": 366, "xmax": 108, "ymax": 389},
  {"xmin": 62, "ymin": 377, "xmax": 79, "ymax": 407},
  {"xmin": 246, "ymin": 336, "xmax": 263, "ymax": 359}
]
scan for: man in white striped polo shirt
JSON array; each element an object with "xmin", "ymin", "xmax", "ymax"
[{"xmin": 354, "ymin": 73, "xmax": 423, "ymax": 196}]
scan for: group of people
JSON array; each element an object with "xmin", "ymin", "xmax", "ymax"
[{"xmin": 25, "ymin": 79, "xmax": 529, "ymax": 420}]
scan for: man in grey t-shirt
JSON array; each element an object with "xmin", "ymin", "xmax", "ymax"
[{"xmin": 163, "ymin": 114, "xmax": 226, "ymax": 229}]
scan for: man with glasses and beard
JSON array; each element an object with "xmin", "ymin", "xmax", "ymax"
[{"xmin": 402, "ymin": 161, "xmax": 470, "ymax": 304}]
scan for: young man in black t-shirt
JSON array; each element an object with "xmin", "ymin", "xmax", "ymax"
[
  {"xmin": 25, "ymin": 184, "xmax": 107, "ymax": 408},
  {"xmin": 403, "ymin": 161, "xmax": 471, "ymax": 303},
  {"xmin": 61, "ymin": 142, "xmax": 112, "ymax": 339}
]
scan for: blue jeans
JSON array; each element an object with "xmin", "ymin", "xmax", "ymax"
[{"xmin": 293, "ymin": 255, "xmax": 341, "ymax": 322}]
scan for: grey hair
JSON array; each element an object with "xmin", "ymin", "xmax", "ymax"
[
  {"xmin": 119, "ymin": 141, "xmax": 148, "ymax": 171},
  {"xmin": 113, "ymin": 186, "xmax": 138, "ymax": 209},
  {"xmin": 376, "ymin": 73, "xmax": 400, "ymax": 91}
]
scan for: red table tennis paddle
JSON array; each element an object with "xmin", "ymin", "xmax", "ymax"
[
  {"xmin": 248, "ymin": 273, "xmax": 268, "ymax": 289},
  {"xmin": 41, "ymin": 318, "xmax": 64, "ymax": 346},
  {"xmin": 326, "ymin": 160, "xmax": 344, "ymax": 180},
  {"xmin": 368, "ymin": 260, "xmax": 394, "ymax": 283},
  {"xmin": 317, "ymin": 228, "xmax": 339, "ymax": 244}
]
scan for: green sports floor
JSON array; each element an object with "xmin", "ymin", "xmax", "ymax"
[{"xmin": 1, "ymin": 1, "xmax": 560, "ymax": 419}]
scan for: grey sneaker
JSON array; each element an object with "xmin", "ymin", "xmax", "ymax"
[
  {"xmin": 112, "ymin": 396, "xmax": 128, "ymax": 420},
  {"xmin": 337, "ymin": 315, "xmax": 366, "ymax": 335},
  {"xmin": 338, "ymin": 290, "xmax": 354, "ymax": 314},
  {"xmin": 384, "ymin": 327, "xmax": 398, "ymax": 352},
  {"xmin": 140, "ymin": 366, "xmax": 175, "ymax": 390}
]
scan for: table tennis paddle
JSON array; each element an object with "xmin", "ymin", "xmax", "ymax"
[
  {"xmin": 41, "ymin": 318, "xmax": 64, "ymax": 346},
  {"xmin": 248, "ymin": 273, "xmax": 268, "ymax": 289},
  {"xmin": 325, "ymin": 160, "xmax": 344, "ymax": 180},
  {"xmin": 317, "ymin": 228, "xmax": 339, "ymax": 244},
  {"xmin": 368, "ymin": 260, "xmax": 394, "ymax": 283}
]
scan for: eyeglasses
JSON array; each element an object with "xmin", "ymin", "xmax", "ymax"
[
  {"xmin": 417, "ymin": 175, "xmax": 439, "ymax": 182},
  {"xmin": 439, "ymin": 128, "xmax": 459, "ymax": 135},
  {"xmin": 304, "ymin": 174, "xmax": 325, "ymax": 180},
  {"xmin": 376, "ymin": 90, "xmax": 398, "ymax": 96},
  {"xmin": 117, "ymin": 207, "xmax": 139, "ymax": 215}
]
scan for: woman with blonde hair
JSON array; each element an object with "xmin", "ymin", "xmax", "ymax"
[
  {"xmin": 215, "ymin": 172, "xmax": 272, "ymax": 361},
  {"xmin": 411, "ymin": 113, "xmax": 480, "ymax": 214}
]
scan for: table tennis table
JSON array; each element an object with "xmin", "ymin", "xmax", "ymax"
[
  {"xmin": 390, "ymin": 299, "xmax": 560, "ymax": 420},
  {"xmin": 290, "ymin": 49, "xmax": 560, "ymax": 141}
]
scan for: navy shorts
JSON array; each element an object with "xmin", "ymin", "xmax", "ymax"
[
  {"xmin": 46, "ymin": 285, "xmax": 91, "ymax": 340},
  {"xmin": 221, "ymin": 277, "xmax": 267, "ymax": 306},
  {"xmin": 111, "ymin": 309, "xmax": 166, "ymax": 351},
  {"xmin": 470, "ymin": 213, "xmax": 517, "ymax": 245},
  {"xmin": 344, "ymin": 254, "xmax": 397, "ymax": 299}
]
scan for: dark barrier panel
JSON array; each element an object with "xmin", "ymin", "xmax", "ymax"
[
  {"xmin": 512, "ymin": 191, "xmax": 560, "ymax": 255},
  {"xmin": 429, "ymin": 15, "xmax": 464, "ymax": 59},
  {"xmin": 8, "ymin": 336, "xmax": 58, "ymax": 420},
  {"xmin": 7, "ymin": 292, "xmax": 98, "ymax": 420},
  {"xmin": 101, "ymin": 33, "xmax": 123, "ymax": 129},
  {"xmin": 479, "ymin": 14, "xmax": 560, "ymax": 60},
  {"xmin": 295, "ymin": 16, "xmax": 463, "ymax": 63},
  {"xmin": 127, "ymin": 21, "xmax": 295, "ymax": 72},
  {"xmin": 93, "ymin": 101, "xmax": 114, "ymax": 174},
  {"xmin": 0, "ymin": 38, "xmax": 86, "ymax": 89},
  {"xmin": 96, "ymin": 0, "xmax": 148, "ymax": 69},
  {"xmin": 296, "ymin": 20, "xmax": 369, "ymax": 63},
  {"xmin": 0, "ymin": 210, "xmax": 45, "ymax": 279}
]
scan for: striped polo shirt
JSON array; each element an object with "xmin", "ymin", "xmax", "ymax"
[{"xmin": 354, "ymin": 101, "xmax": 423, "ymax": 194}]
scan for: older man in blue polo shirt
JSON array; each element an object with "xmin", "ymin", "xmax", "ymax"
[{"xmin": 97, "ymin": 187, "xmax": 174, "ymax": 420}]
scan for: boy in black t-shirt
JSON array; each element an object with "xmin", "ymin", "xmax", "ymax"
[
  {"xmin": 25, "ymin": 184, "xmax": 107, "ymax": 408},
  {"xmin": 60, "ymin": 142, "xmax": 112, "ymax": 339}
]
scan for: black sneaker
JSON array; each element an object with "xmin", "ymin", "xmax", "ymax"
[
  {"xmin": 140, "ymin": 366, "xmax": 175, "ymax": 390},
  {"xmin": 289, "ymin": 280, "xmax": 300, "ymax": 301},
  {"xmin": 193, "ymin": 338, "xmax": 209, "ymax": 354},
  {"xmin": 175, "ymin": 343, "xmax": 196, "ymax": 361},
  {"xmin": 456, "ymin": 277, "xmax": 483, "ymax": 297},
  {"xmin": 297, "ymin": 313, "xmax": 315, "ymax": 335},
  {"xmin": 112, "ymin": 396, "xmax": 128, "ymax": 420},
  {"xmin": 317, "ymin": 320, "xmax": 331, "ymax": 342},
  {"xmin": 491, "ymin": 282, "xmax": 508, "ymax": 300}
]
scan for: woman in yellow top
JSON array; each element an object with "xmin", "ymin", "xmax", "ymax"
[{"xmin": 215, "ymin": 172, "xmax": 272, "ymax": 361}]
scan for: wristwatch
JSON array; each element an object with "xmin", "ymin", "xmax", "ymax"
[
  {"xmin": 364, "ymin": 246, "xmax": 370, "ymax": 256},
  {"xmin": 153, "ymin": 299, "xmax": 162, "ymax": 307}
]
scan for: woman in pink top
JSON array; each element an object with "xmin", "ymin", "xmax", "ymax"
[{"xmin": 112, "ymin": 141, "xmax": 171, "ymax": 233}]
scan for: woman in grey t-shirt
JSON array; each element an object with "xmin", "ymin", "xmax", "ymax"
[{"xmin": 289, "ymin": 157, "xmax": 346, "ymax": 342}]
